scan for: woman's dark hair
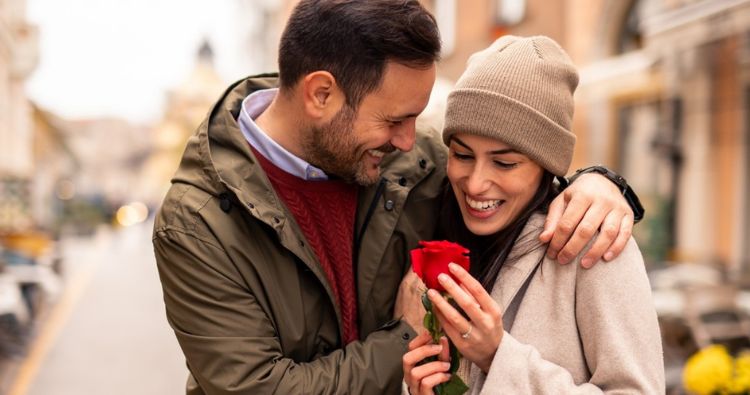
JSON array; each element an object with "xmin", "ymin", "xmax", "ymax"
[
  {"xmin": 278, "ymin": 0, "xmax": 441, "ymax": 108},
  {"xmin": 438, "ymin": 171, "xmax": 559, "ymax": 292}
]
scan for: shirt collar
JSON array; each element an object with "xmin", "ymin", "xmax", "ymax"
[{"xmin": 237, "ymin": 88, "xmax": 329, "ymax": 180}]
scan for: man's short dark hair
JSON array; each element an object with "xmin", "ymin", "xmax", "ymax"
[{"xmin": 278, "ymin": 0, "xmax": 441, "ymax": 108}]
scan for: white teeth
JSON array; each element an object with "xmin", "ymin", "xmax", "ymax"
[
  {"xmin": 367, "ymin": 149, "xmax": 385, "ymax": 158},
  {"xmin": 466, "ymin": 196, "xmax": 502, "ymax": 211}
]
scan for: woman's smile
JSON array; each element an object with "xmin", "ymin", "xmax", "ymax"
[{"xmin": 464, "ymin": 195, "xmax": 504, "ymax": 219}]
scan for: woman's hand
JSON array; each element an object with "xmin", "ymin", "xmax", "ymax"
[
  {"xmin": 428, "ymin": 263, "xmax": 503, "ymax": 373},
  {"xmin": 403, "ymin": 332, "xmax": 451, "ymax": 394}
]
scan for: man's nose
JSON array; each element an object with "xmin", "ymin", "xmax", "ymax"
[{"xmin": 390, "ymin": 120, "xmax": 417, "ymax": 152}]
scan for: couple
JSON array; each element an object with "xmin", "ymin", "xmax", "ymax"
[{"xmin": 152, "ymin": 0, "xmax": 662, "ymax": 393}]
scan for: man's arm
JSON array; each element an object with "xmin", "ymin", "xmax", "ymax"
[
  {"xmin": 154, "ymin": 229, "xmax": 411, "ymax": 395},
  {"xmin": 540, "ymin": 170, "xmax": 639, "ymax": 268}
]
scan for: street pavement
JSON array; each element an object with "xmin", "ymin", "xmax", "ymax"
[{"xmin": 20, "ymin": 221, "xmax": 187, "ymax": 395}]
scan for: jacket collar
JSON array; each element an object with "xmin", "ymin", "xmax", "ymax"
[
  {"xmin": 172, "ymin": 74, "xmax": 285, "ymax": 227},
  {"xmin": 172, "ymin": 74, "xmax": 337, "ymax": 308}
]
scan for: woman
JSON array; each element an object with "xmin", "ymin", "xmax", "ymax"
[{"xmin": 402, "ymin": 35, "xmax": 664, "ymax": 394}]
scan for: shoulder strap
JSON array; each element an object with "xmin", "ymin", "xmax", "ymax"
[{"xmin": 502, "ymin": 261, "xmax": 541, "ymax": 331}]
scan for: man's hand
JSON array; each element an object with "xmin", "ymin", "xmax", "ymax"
[
  {"xmin": 540, "ymin": 173, "xmax": 634, "ymax": 268},
  {"xmin": 394, "ymin": 271, "xmax": 426, "ymax": 333}
]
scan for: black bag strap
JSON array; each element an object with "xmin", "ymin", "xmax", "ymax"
[{"xmin": 502, "ymin": 261, "xmax": 541, "ymax": 331}]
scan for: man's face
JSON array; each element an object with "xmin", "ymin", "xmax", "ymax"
[{"xmin": 306, "ymin": 62, "xmax": 436, "ymax": 185}]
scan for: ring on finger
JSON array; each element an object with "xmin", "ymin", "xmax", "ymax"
[{"xmin": 461, "ymin": 323, "xmax": 473, "ymax": 339}]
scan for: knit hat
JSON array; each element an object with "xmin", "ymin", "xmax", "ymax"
[{"xmin": 442, "ymin": 35, "xmax": 579, "ymax": 176}]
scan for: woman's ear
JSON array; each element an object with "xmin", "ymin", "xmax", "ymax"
[{"xmin": 301, "ymin": 71, "xmax": 345, "ymax": 120}]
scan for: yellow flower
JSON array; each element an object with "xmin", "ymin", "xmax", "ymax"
[
  {"xmin": 683, "ymin": 346, "xmax": 750, "ymax": 394},
  {"xmin": 726, "ymin": 352, "xmax": 750, "ymax": 394},
  {"xmin": 683, "ymin": 345, "xmax": 733, "ymax": 395}
]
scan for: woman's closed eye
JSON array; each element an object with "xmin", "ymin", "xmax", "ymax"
[
  {"xmin": 493, "ymin": 160, "xmax": 517, "ymax": 169},
  {"xmin": 452, "ymin": 151, "xmax": 474, "ymax": 161}
]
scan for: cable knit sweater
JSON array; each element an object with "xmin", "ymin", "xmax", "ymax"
[{"xmin": 255, "ymin": 150, "xmax": 360, "ymax": 345}]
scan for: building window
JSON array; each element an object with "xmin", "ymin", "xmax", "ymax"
[{"xmin": 617, "ymin": 0, "xmax": 643, "ymax": 54}]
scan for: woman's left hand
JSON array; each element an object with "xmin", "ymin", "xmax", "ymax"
[{"xmin": 428, "ymin": 262, "xmax": 504, "ymax": 374}]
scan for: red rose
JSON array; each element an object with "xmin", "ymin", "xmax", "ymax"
[{"xmin": 410, "ymin": 240, "xmax": 470, "ymax": 292}]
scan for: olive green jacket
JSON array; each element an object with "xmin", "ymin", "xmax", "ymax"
[{"xmin": 153, "ymin": 75, "xmax": 448, "ymax": 394}]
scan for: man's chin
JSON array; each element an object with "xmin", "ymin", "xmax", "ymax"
[{"xmin": 354, "ymin": 166, "xmax": 381, "ymax": 186}]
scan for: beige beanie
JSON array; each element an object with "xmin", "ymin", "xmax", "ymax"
[{"xmin": 442, "ymin": 35, "xmax": 579, "ymax": 176}]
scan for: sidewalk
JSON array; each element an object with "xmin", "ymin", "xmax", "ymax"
[{"xmin": 14, "ymin": 222, "xmax": 186, "ymax": 395}]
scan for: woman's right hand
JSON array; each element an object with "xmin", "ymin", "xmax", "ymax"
[
  {"xmin": 428, "ymin": 263, "xmax": 504, "ymax": 374},
  {"xmin": 402, "ymin": 332, "xmax": 452, "ymax": 394}
]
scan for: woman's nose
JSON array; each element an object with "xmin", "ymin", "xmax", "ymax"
[{"xmin": 464, "ymin": 165, "xmax": 490, "ymax": 195}]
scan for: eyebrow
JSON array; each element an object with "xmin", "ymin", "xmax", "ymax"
[
  {"xmin": 388, "ymin": 112, "xmax": 421, "ymax": 121},
  {"xmin": 452, "ymin": 136, "xmax": 519, "ymax": 155}
]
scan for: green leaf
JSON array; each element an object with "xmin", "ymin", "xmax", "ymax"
[
  {"xmin": 419, "ymin": 354, "xmax": 437, "ymax": 366},
  {"xmin": 449, "ymin": 340, "xmax": 462, "ymax": 373},
  {"xmin": 422, "ymin": 291, "xmax": 432, "ymax": 311},
  {"xmin": 430, "ymin": 313, "xmax": 442, "ymax": 343},
  {"xmin": 423, "ymin": 311, "xmax": 434, "ymax": 333},
  {"xmin": 436, "ymin": 375, "xmax": 469, "ymax": 395}
]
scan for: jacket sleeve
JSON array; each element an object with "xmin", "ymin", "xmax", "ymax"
[
  {"xmin": 471, "ymin": 238, "xmax": 665, "ymax": 395},
  {"xmin": 154, "ymin": 228, "xmax": 414, "ymax": 395}
]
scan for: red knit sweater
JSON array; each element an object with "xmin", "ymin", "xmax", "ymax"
[{"xmin": 254, "ymin": 151, "xmax": 360, "ymax": 344}]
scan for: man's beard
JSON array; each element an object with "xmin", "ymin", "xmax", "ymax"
[{"xmin": 305, "ymin": 106, "xmax": 393, "ymax": 186}]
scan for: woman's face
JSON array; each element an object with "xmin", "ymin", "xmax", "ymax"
[{"xmin": 447, "ymin": 133, "xmax": 544, "ymax": 236}]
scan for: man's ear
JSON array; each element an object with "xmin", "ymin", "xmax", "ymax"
[{"xmin": 301, "ymin": 71, "xmax": 344, "ymax": 120}]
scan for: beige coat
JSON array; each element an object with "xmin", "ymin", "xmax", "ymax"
[{"xmin": 467, "ymin": 213, "xmax": 665, "ymax": 394}]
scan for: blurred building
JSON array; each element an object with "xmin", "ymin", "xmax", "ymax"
[
  {"xmin": 29, "ymin": 105, "xmax": 79, "ymax": 232},
  {"xmin": 144, "ymin": 41, "xmax": 225, "ymax": 203},
  {"xmin": 234, "ymin": 0, "xmax": 287, "ymax": 74},
  {"xmin": 428, "ymin": 0, "xmax": 750, "ymax": 275},
  {"xmin": 0, "ymin": 0, "xmax": 38, "ymax": 232},
  {"xmin": 63, "ymin": 117, "xmax": 152, "ymax": 202},
  {"xmin": 564, "ymin": 0, "xmax": 750, "ymax": 275},
  {"xmin": 0, "ymin": 0, "xmax": 37, "ymax": 175}
]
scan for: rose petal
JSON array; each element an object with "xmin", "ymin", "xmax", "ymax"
[
  {"xmin": 410, "ymin": 248, "xmax": 424, "ymax": 279},
  {"xmin": 409, "ymin": 240, "xmax": 471, "ymax": 293}
]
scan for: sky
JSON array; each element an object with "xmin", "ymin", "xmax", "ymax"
[{"xmin": 25, "ymin": 0, "xmax": 252, "ymax": 123}]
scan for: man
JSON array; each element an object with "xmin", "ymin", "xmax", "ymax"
[{"xmin": 153, "ymin": 1, "xmax": 638, "ymax": 393}]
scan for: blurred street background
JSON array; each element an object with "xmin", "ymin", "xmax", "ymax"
[{"xmin": 1, "ymin": 0, "xmax": 750, "ymax": 393}]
